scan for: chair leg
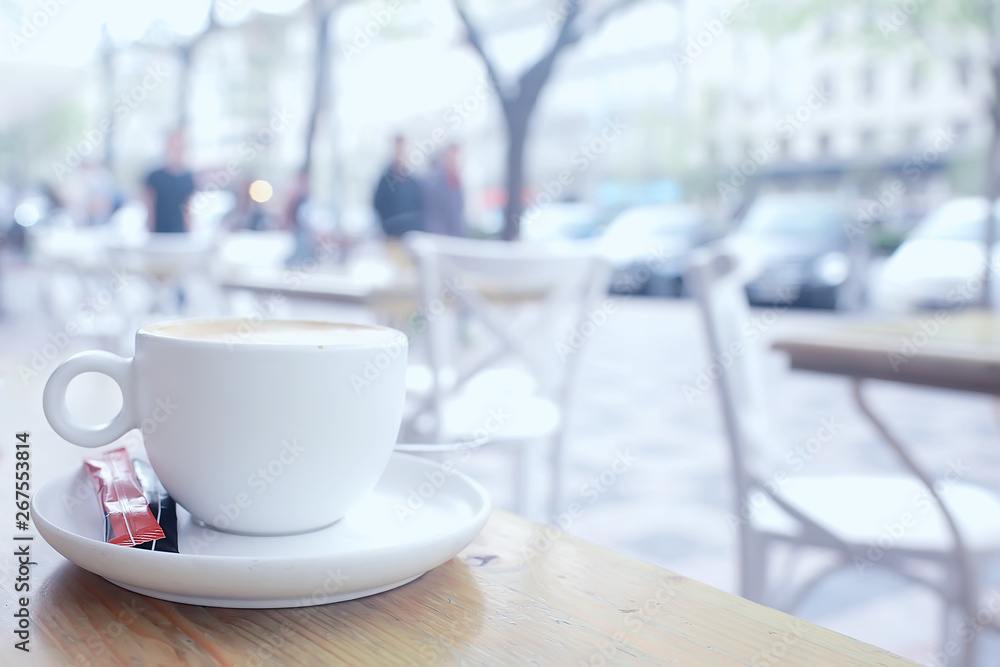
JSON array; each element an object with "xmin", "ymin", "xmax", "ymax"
[
  {"xmin": 992, "ymin": 396, "xmax": 1000, "ymax": 435},
  {"xmin": 937, "ymin": 603, "xmax": 973, "ymax": 667},
  {"xmin": 512, "ymin": 442, "xmax": 529, "ymax": 517},
  {"xmin": 941, "ymin": 564, "xmax": 979, "ymax": 667},
  {"xmin": 740, "ymin": 529, "xmax": 768, "ymax": 604},
  {"xmin": 926, "ymin": 559, "xmax": 981, "ymax": 667},
  {"xmin": 547, "ymin": 430, "xmax": 565, "ymax": 521}
]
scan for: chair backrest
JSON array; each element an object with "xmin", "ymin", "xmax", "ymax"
[
  {"xmin": 687, "ymin": 244, "xmax": 774, "ymax": 503},
  {"xmin": 404, "ymin": 231, "xmax": 610, "ymax": 439}
]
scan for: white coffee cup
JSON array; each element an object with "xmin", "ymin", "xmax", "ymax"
[{"xmin": 43, "ymin": 318, "xmax": 408, "ymax": 536}]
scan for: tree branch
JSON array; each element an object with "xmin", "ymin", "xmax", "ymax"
[
  {"xmin": 454, "ymin": 0, "xmax": 508, "ymax": 102},
  {"xmin": 191, "ymin": 0, "xmax": 221, "ymax": 49},
  {"xmin": 558, "ymin": 0, "xmax": 641, "ymax": 50},
  {"xmin": 551, "ymin": 0, "xmax": 582, "ymax": 50},
  {"xmin": 518, "ymin": 0, "xmax": 639, "ymax": 105}
]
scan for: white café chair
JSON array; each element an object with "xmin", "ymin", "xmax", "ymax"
[
  {"xmin": 687, "ymin": 244, "xmax": 1000, "ymax": 667},
  {"xmin": 402, "ymin": 232, "xmax": 610, "ymax": 518},
  {"xmin": 33, "ymin": 227, "xmax": 135, "ymax": 352}
]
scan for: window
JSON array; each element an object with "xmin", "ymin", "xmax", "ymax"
[
  {"xmin": 861, "ymin": 66, "xmax": 877, "ymax": 100},
  {"xmin": 954, "ymin": 121, "xmax": 970, "ymax": 145},
  {"xmin": 861, "ymin": 6, "xmax": 878, "ymax": 31},
  {"xmin": 818, "ymin": 72, "xmax": 835, "ymax": 103},
  {"xmin": 820, "ymin": 16, "xmax": 836, "ymax": 43},
  {"xmin": 859, "ymin": 129, "xmax": 876, "ymax": 152},
  {"xmin": 956, "ymin": 57, "xmax": 972, "ymax": 91},
  {"xmin": 909, "ymin": 62, "xmax": 925, "ymax": 96},
  {"xmin": 705, "ymin": 91, "xmax": 722, "ymax": 120},
  {"xmin": 817, "ymin": 133, "xmax": 831, "ymax": 156}
]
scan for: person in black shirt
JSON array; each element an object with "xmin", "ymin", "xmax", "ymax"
[
  {"xmin": 144, "ymin": 130, "xmax": 196, "ymax": 233},
  {"xmin": 373, "ymin": 135, "xmax": 424, "ymax": 238}
]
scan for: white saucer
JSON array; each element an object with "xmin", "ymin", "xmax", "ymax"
[{"xmin": 33, "ymin": 453, "xmax": 490, "ymax": 608}]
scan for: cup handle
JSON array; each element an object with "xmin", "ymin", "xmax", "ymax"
[{"xmin": 43, "ymin": 351, "xmax": 138, "ymax": 448}]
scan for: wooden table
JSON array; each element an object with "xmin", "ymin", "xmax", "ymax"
[
  {"xmin": 0, "ymin": 363, "xmax": 915, "ymax": 666},
  {"xmin": 773, "ymin": 309, "xmax": 1000, "ymax": 395},
  {"xmin": 5, "ymin": 518, "xmax": 916, "ymax": 666}
]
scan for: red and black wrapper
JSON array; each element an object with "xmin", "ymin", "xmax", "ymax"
[
  {"xmin": 132, "ymin": 458, "xmax": 179, "ymax": 553},
  {"xmin": 83, "ymin": 447, "xmax": 165, "ymax": 548}
]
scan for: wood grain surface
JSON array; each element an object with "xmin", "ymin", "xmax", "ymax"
[
  {"xmin": 0, "ymin": 509, "xmax": 916, "ymax": 666},
  {"xmin": 773, "ymin": 310, "xmax": 1000, "ymax": 395}
]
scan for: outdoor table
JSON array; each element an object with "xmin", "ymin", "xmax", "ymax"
[
  {"xmin": 772, "ymin": 309, "xmax": 1000, "ymax": 395},
  {"xmin": 0, "ymin": 362, "xmax": 914, "ymax": 665},
  {"xmin": 219, "ymin": 266, "xmax": 553, "ymax": 328},
  {"xmin": 770, "ymin": 309, "xmax": 1000, "ymax": 481},
  {"xmin": 219, "ymin": 264, "xmax": 414, "ymax": 307},
  {"xmin": 772, "ymin": 308, "xmax": 1000, "ymax": 652}
]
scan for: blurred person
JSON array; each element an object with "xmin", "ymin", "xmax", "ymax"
[
  {"xmin": 84, "ymin": 162, "xmax": 121, "ymax": 225},
  {"xmin": 143, "ymin": 129, "xmax": 196, "ymax": 234},
  {"xmin": 283, "ymin": 169, "xmax": 309, "ymax": 231},
  {"xmin": 373, "ymin": 135, "xmax": 424, "ymax": 238},
  {"xmin": 424, "ymin": 144, "xmax": 465, "ymax": 237},
  {"xmin": 221, "ymin": 181, "xmax": 251, "ymax": 231},
  {"xmin": 283, "ymin": 169, "xmax": 317, "ymax": 267}
]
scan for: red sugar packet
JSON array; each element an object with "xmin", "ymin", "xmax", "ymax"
[{"xmin": 83, "ymin": 447, "xmax": 166, "ymax": 547}]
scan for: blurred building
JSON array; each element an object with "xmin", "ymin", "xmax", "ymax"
[{"xmin": 678, "ymin": 2, "xmax": 989, "ymax": 222}]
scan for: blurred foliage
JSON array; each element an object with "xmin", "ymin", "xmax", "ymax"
[
  {"xmin": 736, "ymin": 0, "xmax": 992, "ymax": 42},
  {"xmin": 869, "ymin": 225, "xmax": 906, "ymax": 255},
  {"xmin": 948, "ymin": 148, "xmax": 989, "ymax": 195},
  {"xmin": 0, "ymin": 102, "xmax": 88, "ymax": 185}
]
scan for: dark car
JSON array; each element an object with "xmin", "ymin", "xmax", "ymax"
[
  {"xmin": 601, "ymin": 204, "xmax": 721, "ymax": 296},
  {"xmin": 732, "ymin": 193, "xmax": 867, "ymax": 310}
]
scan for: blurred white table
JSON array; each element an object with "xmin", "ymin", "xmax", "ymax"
[{"xmin": 219, "ymin": 265, "xmax": 552, "ymax": 326}]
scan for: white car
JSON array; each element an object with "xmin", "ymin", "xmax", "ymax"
[
  {"xmin": 600, "ymin": 204, "xmax": 719, "ymax": 296},
  {"xmin": 874, "ymin": 197, "xmax": 1000, "ymax": 312},
  {"xmin": 519, "ymin": 203, "xmax": 600, "ymax": 242}
]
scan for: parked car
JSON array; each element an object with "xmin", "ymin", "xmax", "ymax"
[
  {"xmin": 601, "ymin": 204, "xmax": 720, "ymax": 296},
  {"xmin": 731, "ymin": 193, "xmax": 867, "ymax": 310},
  {"xmin": 874, "ymin": 197, "xmax": 1000, "ymax": 312},
  {"xmin": 519, "ymin": 203, "xmax": 602, "ymax": 242}
]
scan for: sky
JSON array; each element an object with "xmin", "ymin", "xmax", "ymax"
[{"xmin": 0, "ymin": 0, "xmax": 308, "ymax": 67}]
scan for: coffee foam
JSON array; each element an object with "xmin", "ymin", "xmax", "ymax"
[{"xmin": 142, "ymin": 319, "xmax": 404, "ymax": 347}]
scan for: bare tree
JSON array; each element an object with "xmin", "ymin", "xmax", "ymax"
[
  {"xmin": 981, "ymin": 0, "xmax": 1000, "ymax": 307},
  {"xmin": 176, "ymin": 1, "xmax": 222, "ymax": 132},
  {"xmin": 302, "ymin": 0, "xmax": 342, "ymax": 177},
  {"xmin": 454, "ymin": 0, "xmax": 641, "ymax": 240},
  {"xmin": 99, "ymin": 26, "xmax": 116, "ymax": 168}
]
